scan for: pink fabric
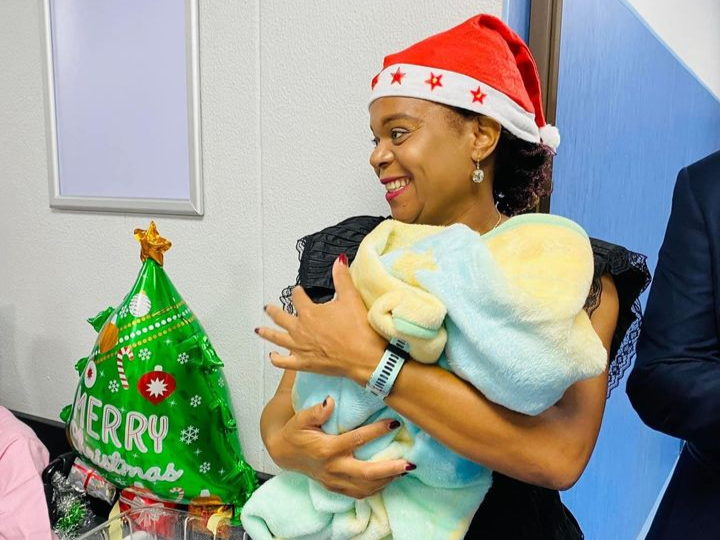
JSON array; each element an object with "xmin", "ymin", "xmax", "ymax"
[{"xmin": 0, "ymin": 406, "xmax": 53, "ymax": 540}]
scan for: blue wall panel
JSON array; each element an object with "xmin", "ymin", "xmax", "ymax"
[
  {"xmin": 551, "ymin": 0, "xmax": 720, "ymax": 538},
  {"xmin": 503, "ymin": 0, "xmax": 531, "ymax": 42}
]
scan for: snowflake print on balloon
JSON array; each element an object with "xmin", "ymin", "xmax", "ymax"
[
  {"xmin": 108, "ymin": 380, "xmax": 119, "ymax": 393},
  {"xmin": 217, "ymin": 378, "xmax": 225, "ymax": 388},
  {"xmin": 177, "ymin": 352, "xmax": 189, "ymax": 365},
  {"xmin": 190, "ymin": 395, "xmax": 202, "ymax": 408},
  {"xmin": 180, "ymin": 425, "xmax": 199, "ymax": 445},
  {"xmin": 138, "ymin": 348, "xmax": 152, "ymax": 361},
  {"xmin": 199, "ymin": 462, "xmax": 211, "ymax": 474},
  {"xmin": 118, "ymin": 305, "xmax": 129, "ymax": 319}
]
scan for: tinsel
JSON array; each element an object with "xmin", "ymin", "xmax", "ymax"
[{"xmin": 51, "ymin": 471, "xmax": 94, "ymax": 539}]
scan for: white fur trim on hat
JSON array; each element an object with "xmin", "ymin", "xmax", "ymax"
[
  {"xmin": 370, "ymin": 63, "xmax": 560, "ymax": 151},
  {"xmin": 539, "ymin": 125, "xmax": 560, "ymax": 151}
]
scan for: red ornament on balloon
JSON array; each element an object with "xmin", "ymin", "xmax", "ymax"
[{"xmin": 137, "ymin": 366, "xmax": 176, "ymax": 405}]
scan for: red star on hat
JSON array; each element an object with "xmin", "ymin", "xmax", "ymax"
[
  {"xmin": 425, "ymin": 72, "xmax": 443, "ymax": 91},
  {"xmin": 390, "ymin": 67, "xmax": 406, "ymax": 85},
  {"xmin": 471, "ymin": 86, "xmax": 487, "ymax": 104}
]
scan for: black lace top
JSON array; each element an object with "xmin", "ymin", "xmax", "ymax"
[{"xmin": 281, "ymin": 215, "xmax": 651, "ymax": 539}]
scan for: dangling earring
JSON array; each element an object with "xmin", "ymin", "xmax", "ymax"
[{"xmin": 472, "ymin": 160, "xmax": 485, "ymax": 184}]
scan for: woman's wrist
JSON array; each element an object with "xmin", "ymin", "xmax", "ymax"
[
  {"xmin": 265, "ymin": 428, "xmax": 294, "ymax": 470},
  {"xmin": 348, "ymin": 335, "xmax": 387, "ymax": 387}
]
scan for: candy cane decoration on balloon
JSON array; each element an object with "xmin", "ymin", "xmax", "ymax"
[
  {"xmin": 117, "ymin": 347, "xmax": 134, "ymax": 389},
  {"xmin": 169, "ymin": 487, "xmax": 185, "ymax": 503}
]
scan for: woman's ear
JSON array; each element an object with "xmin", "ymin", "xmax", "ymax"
[{"xmin": 472, "ymin": 116, "xmax": 502, "ymax": 163}]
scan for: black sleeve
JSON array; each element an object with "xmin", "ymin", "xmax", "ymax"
[
  {"xmin": 280, "ymin": 216, "xmax": 387, "ymax": 313},
  {"xmin": 588, "ymin": 238, "xmax": 651, "ymax": 395},
  {"xmin": 627, "ymin": 167, "xmax": 720, "ymax": 453}
]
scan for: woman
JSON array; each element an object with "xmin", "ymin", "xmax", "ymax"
[{"xmin": 256, "ymin": 14, "xmax": 649, "ymax": 539}]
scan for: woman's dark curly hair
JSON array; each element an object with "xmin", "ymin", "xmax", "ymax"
[{"xmin": 450, "ymin": 106, "xmax": 554, "ymax": 216}]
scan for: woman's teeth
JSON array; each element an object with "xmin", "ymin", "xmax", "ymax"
[{"xmin": 385, "ymin": 178, "xmax": 410, "ymax": 192}]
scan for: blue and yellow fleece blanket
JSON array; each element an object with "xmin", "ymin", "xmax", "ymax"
[{"xmin": 242, "ymin": 214, "xmax": 608, "ymax": 540}]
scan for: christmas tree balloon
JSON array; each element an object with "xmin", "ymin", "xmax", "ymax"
[{"xmin": 62, "ymin": 222, "xmax": 257, "ymax": 507}]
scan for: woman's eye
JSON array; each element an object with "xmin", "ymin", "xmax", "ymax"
[
  {"xmin": 371, "ymin": 137, "xmax": 379, "ymax": 147},
  {"xmin": 391, "ymin": 129, "xmax": 408, "ymax": 141}
]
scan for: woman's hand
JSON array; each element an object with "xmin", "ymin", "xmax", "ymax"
[
  {"xmin": 267, "ymin": 396, "xmax": 410, "ymax": 499},
  {"xmin": 257, "ymin": 255, "xmax": 386, "ymax": 386}
]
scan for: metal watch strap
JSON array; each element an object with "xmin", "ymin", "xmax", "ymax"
[{"xmin": 365, "ymin": 340, "xmax": 409, "ymax": 399}]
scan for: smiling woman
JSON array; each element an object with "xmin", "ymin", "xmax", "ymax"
[
  {"xmin": 370, "ymin": 98, "xmax": 503, "ymax": 230},
  {"xmin": 369, "ymin": 99, "xmax": 553, "ymax": 231},
  {"xmin": 245, "ymin": 13, "xmax": 649, "ymax": 540}
]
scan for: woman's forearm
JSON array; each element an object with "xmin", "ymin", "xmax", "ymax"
[
  {"xmin": 385, "ymin": 361, "xmax": 607, "ymax": 489},
  {"xmin": 260, "ymin": 370, "xmax": 296, "ymax": 466}
]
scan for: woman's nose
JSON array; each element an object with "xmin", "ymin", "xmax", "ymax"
[{"xmin": 369, "ymin": 141, "xmax": 393, "ymax": 172}]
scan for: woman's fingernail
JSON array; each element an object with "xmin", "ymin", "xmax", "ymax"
[
  {"xmin": 338, "ymin": 253, "xmax": 348, "ymax": 266},
  {"xmin": 322, "ymin": 397, "xmax": 328, "ymax": 407},
  {"xmin": 405, "ymin": 463, "xmax": 416, "ymax": 471},
  {"xmin": 254, "ymin": 328, "xmax": 260, "ymax": 334},
  {"xmin": 263, "ymin": 304, "xmax": 269, "ymax": 311},
  {"xmin": 388, "ymin": 420, "xmax": 401, "ymax": 430}
]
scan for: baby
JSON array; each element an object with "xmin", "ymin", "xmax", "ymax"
[{"xmin": 242, "ymin": 214, "xmax": 607, "ymax": 540}]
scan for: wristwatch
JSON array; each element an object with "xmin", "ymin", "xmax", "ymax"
[{"xmin": 365, "ymin": 338, "xmax": 411, "ymax": 399}]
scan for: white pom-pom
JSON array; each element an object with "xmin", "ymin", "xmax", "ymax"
[{"xmin": 539, "ymin": 124, "xmax": 560, "ymax": 150}]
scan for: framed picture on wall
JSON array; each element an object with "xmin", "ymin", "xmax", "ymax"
[{"xmin": 40, "ymin": 0, "xmax": 203, "ymax": 216}]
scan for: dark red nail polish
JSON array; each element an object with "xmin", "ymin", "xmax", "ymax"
[
  {"xmin": 405, "ymin": 463, "xmax": 416, "ymax": 471},
  {"xmin": 322, "ymin": 398, "xmax": 328, "ymax": 407},
  {"xmin": 254, "ymin": 328, "xmax": 260, "ymax": 334},
  {"xmin": 263, "ymin": 304, "xmax": 269, "ymax": 311},
  {"xmin": 388, "ymin": 420, "xmax": 401, "ymax": 430},
  {"xmin": 338, "ymin": 253, "xmax": 348, "ymax": 266}
]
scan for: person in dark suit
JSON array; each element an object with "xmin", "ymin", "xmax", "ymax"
[{"xmin": 627, "ymin": 150, "xmax": 720, "ymax": 539}]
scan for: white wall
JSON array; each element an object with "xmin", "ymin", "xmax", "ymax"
[
  {"xmin": 0, "ymin": 0, "xmax": 501, "ymax": 473},
  {"xmin": 624, "ymin": 0, "xmax": 720, "ymax": 99}
]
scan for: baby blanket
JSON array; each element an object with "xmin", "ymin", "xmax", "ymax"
[{"xmin": 242, "ymin": 214, "xmax": 608, "ymax": 540}]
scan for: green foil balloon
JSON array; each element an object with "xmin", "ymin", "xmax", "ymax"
[{"xmin": 62, "ymin": 222, "xmax": 257, "ymax": 507}]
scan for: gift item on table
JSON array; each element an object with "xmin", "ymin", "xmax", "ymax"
[
  {"xmin": 188, "ymin": 490, "xmax": 234, "ymax": 539},
  {"xmin": 60, "ymin": 222, "xmax": 257, "ymax": 508},
  {"xmin": 49, "ymin": 470, "xmax": 95, "ymax": 540},
  {"xmin": 117, "ymin": 484, "xmax": 177, "ymax": 538},
  {"xmin": 67, "ymin": 457, "xmax": 117, "ymax": 504},
  {"xmin": 120, "ymin": 533, "xmax": 154, "ymax": 540}
]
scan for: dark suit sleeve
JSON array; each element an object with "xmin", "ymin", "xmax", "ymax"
[{"xmin": 627, "ymin": 167, "xmax": 720, "ymax": 453}]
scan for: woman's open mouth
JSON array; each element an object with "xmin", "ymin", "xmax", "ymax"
[{"xmin": 383, "ymin": 177, "xmax": 411, "ymax": 201}]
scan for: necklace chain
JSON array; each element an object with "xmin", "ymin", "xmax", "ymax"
[{"xmin": 491, "ymin": 205, "xmax": 503, "ymax": 231}]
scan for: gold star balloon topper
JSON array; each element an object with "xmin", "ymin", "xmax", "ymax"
[{"xmin": 134, "ymin": 221, "xmax": 172, "ymax": 266}]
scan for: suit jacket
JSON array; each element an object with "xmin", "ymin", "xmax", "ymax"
[{"xmin": 627, "ymin": 150, "xmax": 720, "ymax": 539}]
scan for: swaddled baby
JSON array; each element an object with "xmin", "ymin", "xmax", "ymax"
[{"xmin": 242, "ymin": 214, "xmax": 607, "ymax": 540}]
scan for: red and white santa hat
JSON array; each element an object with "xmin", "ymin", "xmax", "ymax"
[{"xmin": 370, "ymin": 14, "xmax": 560, "ymax": 151}]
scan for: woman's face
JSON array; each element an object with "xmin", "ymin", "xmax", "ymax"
[{"xmin": 369, "ymin": 97, "xmax": 484, "ymax": 226}]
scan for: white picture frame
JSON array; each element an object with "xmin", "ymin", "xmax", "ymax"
[{"xmin": 40, "ymin": 0, "xmax": 203, "ymax": 216}]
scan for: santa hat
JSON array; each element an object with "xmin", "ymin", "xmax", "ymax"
[{"xmin": 370, "ymin": 14, "xmax": 560, "ymax": 151}]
